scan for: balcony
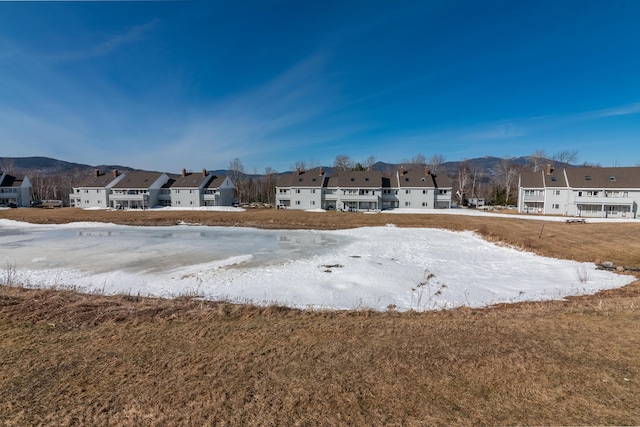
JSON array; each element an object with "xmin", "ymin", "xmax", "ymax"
[
  {"xmin": 575, "ymin": 196, "xmax": 633, "ymax": 205},
  {"xmin": 522, "ymin": 195, "xmax": 544, "ymax": 202}
]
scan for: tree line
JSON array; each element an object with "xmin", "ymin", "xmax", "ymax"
[{"xmin": 3, "ymin": 149, "xmax": 589, "ymax": 207}]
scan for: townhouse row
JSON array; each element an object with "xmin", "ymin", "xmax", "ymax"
[
  {"xmin": 518, "ymin": 165, "xmax": 640, "ymax": 218},
  {"xmin": 70, "ymin": 169, "xmax": 235, "ymax": 209},
  {"xmin": 276, "ymin": 167, "xmax": 453, "ymax": 211}
]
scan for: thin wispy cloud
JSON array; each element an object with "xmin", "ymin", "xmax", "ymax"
[
  {"xmin": 584, "ymin": 102, "xmax": 640, "ymax": 119},
  {"xmin": 466, "ymin": 123, "xmax": 526, "ymax": 140},
  {"xmin": 156, "ymin": 51, "xmax": 371, "ymax": 169},
  {"xmin": 44, "ymin": 19, "xmax": 160, "ymax": 64}
]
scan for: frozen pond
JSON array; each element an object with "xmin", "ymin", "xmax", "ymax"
[{"xmin": 0, "ymin": 219, "xmax": 634, "ymax": 311}]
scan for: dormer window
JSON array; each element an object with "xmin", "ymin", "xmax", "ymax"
[
  {"xmin": 298, "ymin": 178, "xmax": 303, "ymax": 182},
  {"xmin": 585, "ymin": 176, "xmax": 591, "ymax": 181},
  {"xmin": 351, "ymin": 178, "xmax": 355, "ymax": 182},
  {"xmin": 610, "ymin": 176, "xmax": 616, "ymax": 181},
  {"xmin": 421, "ymin": 177, "xmax": 426, "ymax": 181},
  {"xmin": 405, "ymin": 178, "xmax": 409, "ymax": 182},
  {"xmin": 551, "ymin": 177, "xmax": 557, "ymax": 182},
  {"xmin": 365, "ymin": 177, "xmax": 369, "ymax": 182},
  {"xmin": 312, "ymin": 178, "xmax": 316, "ymax": 182}
]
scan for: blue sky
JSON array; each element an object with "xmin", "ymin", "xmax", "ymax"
[{"xmin": 1, "ymin": 0, "xmax": 639, "ymax": 173}]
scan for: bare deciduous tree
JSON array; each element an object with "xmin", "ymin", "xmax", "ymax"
[
  {"xmin": 494, "ymin": 158, "xmax": 519, "ymax": 205},
  {"xmin": 455, "ymin": 160, "xmax": 471, "ymax": 205},
  {"xmin": 470, "ymin": 165, "xmax": 485, "ymax": 200},
  {"xmin": 528, "ymin": 150, "xmax": 548, "ymax": 172},
  {"xmin": 364, "ymin": 155, "xmax": 377, "ymax": 171},
  {"xmin": 333, "ymin": 154, "xmax": 354, "ymax": 172},
  {"xmin": 1, "ymin": 157, "xmax": 15, "ymax": 174},
  {"xmin": 428, "ymin": 154, "xmax": 446, "ymax": 174},
  {"xmin": 411, "ymin": 153, "xmax": 427, "ymax": 168},
  {"xmin": 552, "ymin": 149, "xmax": 579, "ymax": 165}
]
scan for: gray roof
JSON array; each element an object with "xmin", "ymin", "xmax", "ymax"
[
  {"xmin": 205, "ymin": 176, "xmax": 230, "ymax": 189},
  {"xmin": 277, "ymin": 168, "xmax": 325, "ymax": 187},
  {"xmin": 324, "ymin": 176, "xmax": 339, "ymax": 188},
  {"xmin": 73, "ymin": 171, "xmax": 121, "ymax": 188},
  {"xmin": 398, "ymin": 169, "xmax": 436, "ymax": 188},
  {"xmin": 521, "ymin": 167, "xmax": 640, "ymax": 189},
  {"xmin": 337, "ymin": 171, "xmax": 382, "ymax": 188},
  {"xmin": 565, "ymin": 167, "xmax": 640, "ymax": 189},
  {"xmin": 0, "ymin": 173, "xmax": 27, "ymax": 188},
  {"xmin": 112, "ymin": 171, "xmax": 165, "ymax": 189},
  {"xmin": 171, "ymin": 172, "xmax": 212, "ymax": 188}
]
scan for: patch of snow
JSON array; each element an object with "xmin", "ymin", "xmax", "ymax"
[{"xmin": 0, "ymin": 221, "xmax": 633, "ymax": 311}]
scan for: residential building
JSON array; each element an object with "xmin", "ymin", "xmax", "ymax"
[
  {"xmin": 109, "ymin": 171, "xmax": 170, "ymax": 209},
  {"xmin": 395, "ymin": 166, "xmax": 452, "ymax": 209},
  {"xmin": 336, "ymin": 170, "xmax": 382, "ymax": 211},
  {"xmin": 69, "ymin": 169, "xmax": 125, "ymax": 208},
  {"xmin": 70, "ymin": 168, "xmax": 235, "ymax": 209},
  {"xmin": 518, "ymin": 165, "xmax": 640, "ymax": 218},
  {"xmin": 203, "ymin": 175, "xmax": 235, "ymax": 207},
  {"xmin": 276, "ymin": 167, "xmax": 452, "ymax": 211},
  {"xmin": 276, "ymin": 167, "xmax": 326, "ymax": 209},
  {"xmin": 170, "ymin": 169, "xmax": 214, "ymax": 208},
  {"xmin": 0, "ymin": 171, "xmax": 32, "ymax": 207}
]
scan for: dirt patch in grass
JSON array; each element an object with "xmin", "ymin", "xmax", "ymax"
[{"xmin": 1, "ymin": 208, "xmax": 640, "ymax": 425}]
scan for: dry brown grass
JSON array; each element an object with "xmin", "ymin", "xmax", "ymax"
[{"xmin": 1, "ymin": 208, "xmax": 640, "ymax": 426}]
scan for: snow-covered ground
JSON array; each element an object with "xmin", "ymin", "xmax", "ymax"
[{"xmin": 0, "ymin": 219, "xmax": 634, "ymax": 311}]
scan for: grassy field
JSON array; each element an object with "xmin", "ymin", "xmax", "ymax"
[{"xmin": 1, "ymin": 208, "xmax": 639, "ymax": 426}]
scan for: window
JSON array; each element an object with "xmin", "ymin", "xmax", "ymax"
[
  {"xmin": 439, "ymin": 190, "xmax": 447, "ymax": 195},
  {"xmin": 422, "ymin": 190, "xmax": 427, "ymax": 194},
  {"xmin": 551, "ymin": 177, "xmax": 557, "ymax": 182},
  {"xmin": 553, "ymin": 204, "xmax": 560, "ymax": 209},
  {"xmin": 310, "ymin": 201, "xmax": 315, "ymax": 205},
  {"xmin": 351, "ymin": 178, "xmax": 355, "ymax": 182},
  {"xmin": 295, "ymin": 201, "xmax": 301, "ymax": 205},
  {"xmin": 421, "ymin": 177, "xmax": 426, "ymax": 182},
  {"xmin": 365, "ymin": 178, "xmax": 369, "ymax": 182},
  {"xmin": 405, "ymin": 178, "xmax": 409, "ymax": 182},
  {"xmin": 554, "ymin": 190, "xmax": 560, "ymax": 195},
  {"xmin": 405, "ymin": 201, "xmax": 411, "ymax": 206},
  {"xmin": 610, "ymin": 176, "xmax": 616, "ymax": 181},
  {"xmin": 295, "ymin": 189, "xmax": 301, "ymax": 194},
  {"xmin": 422, "ymin": 202, "xmax": 428, "ymax": 207},
  {"xmin": 311, "ymin": 189, "xmax": 316, "ymax": 193},
  {"xmin": 585, "ymin": 176, "xmax": 591, "ymax": 181},
  {"xmin": 312, "ymin": 178, "xmax": 316, "ymax": 182},
  {"xmin": 405, "ymin": 190, "xmax": 410, "ymax": 194}
]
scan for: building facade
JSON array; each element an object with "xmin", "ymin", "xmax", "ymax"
[
  {"xmin": 276, "ymin": 167, "xmax": 453, "ymax": 211},
  {"xmin": 70, "ymin": 169, "xmax": 235, "ymax": 209},
  {"xmin": 69, "ymin": 169, "xmax": 125, "ymax": 208},
  {"xmin": 518, "ymin": 165, "xmax": 640, "ymax": 218},
  {"xmin": 0, "ymin": 171, "xmax": 32, "ymax": 207}
]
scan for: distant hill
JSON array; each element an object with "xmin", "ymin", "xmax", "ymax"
[
  {"xmin": 0, "ymin": 156, "xmax": 136, "ymax": 175},
  {"xmin": 2, "ymin": 155, "xmax": 575, "ymax": 179}
]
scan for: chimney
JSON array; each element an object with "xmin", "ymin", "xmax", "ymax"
[
  {"xmin": 425, "ymin": 165, "xmax": 430, "ymax": 176},
  {"xmin": 113, "ymin": 169, "xmax": 119, "ymax": 178},
  {"xmin": 296, "ymin": 167, "xmax": 301, "ymax": 175},
  {"xmin": 94, "ymin": 169, "xmax": 100, "ymax": 178},
  {"xmin": 202, "ymin": 168, "xmax": 207, "ymax": 177},
  {"xmin": 182, "ymin": 168, "xmax": 187, "ymax": 177},
  {"xmin": 545, "ymin": 164, "xmax": 552, "ymax": 176},
  {"xmin": 400, "ymin": 166, "xmax": 405, "ymax": 175},
  {"xmin": 319, "ymin": 167, "xmax": 323, "ymax": 176}
]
